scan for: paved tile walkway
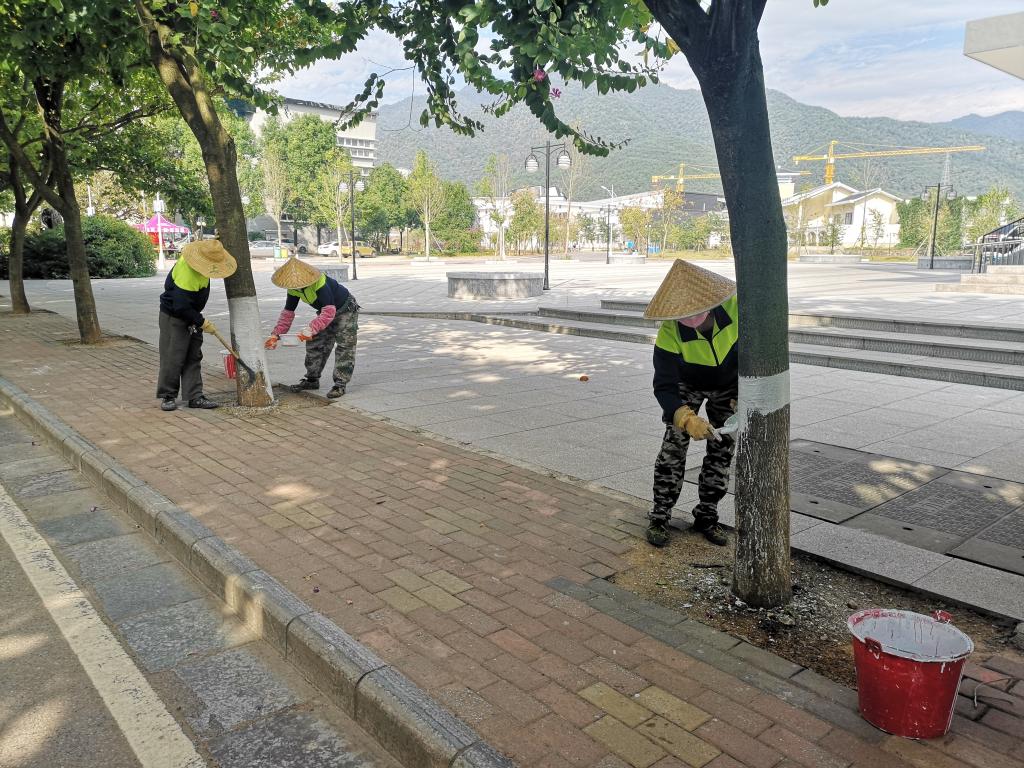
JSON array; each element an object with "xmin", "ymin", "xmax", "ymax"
[{"xmin": 2, "ymin": 309, "xmax": 1023, "ymax": 768}]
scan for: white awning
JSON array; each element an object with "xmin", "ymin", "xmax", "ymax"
[{"xmin": 965, "ymin": 12, "xmax": 1024, "ymax": 80}]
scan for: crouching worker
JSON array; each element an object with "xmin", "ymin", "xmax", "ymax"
[
  {"xmin": 644, "ymin": 260, "xmax": 739, "ymax": 548},
  {"xmin": 158, "ymin": 240, "xmax": 236, "ymax": 412},
  {"xmin": 265, "ymin": 257, "xmax": 359, "ymax": 399}
]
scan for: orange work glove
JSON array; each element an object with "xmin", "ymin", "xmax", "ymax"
[
  {"xmin": 264, "ymin": 335, "xmax": 279, "ymax": 350},
  {"xmin": 672, "ymin": 406, "xmax": 719, "ymax": 441},
  {"xmin": 297, "ymin": 326, "xmax": 314, "ymax": 343}
]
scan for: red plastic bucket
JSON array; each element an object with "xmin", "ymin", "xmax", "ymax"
[
  {"xmin": 848, "ymin": 609, "xmax": 973, "ymax": 739},
  {"xmin": 221, "ymin": 350, "xmax": 236, "ymax": 380}
]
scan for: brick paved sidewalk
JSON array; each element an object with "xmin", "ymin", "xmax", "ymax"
[{"xmin": 2, "ymin": 309, "xmax": 1022, "ymax": 768}]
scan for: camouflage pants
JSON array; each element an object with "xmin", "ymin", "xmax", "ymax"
[
  {"xmin": 303, "ymin": 297, "xmax": 359, "ymax": 387},
  {"xmin": 651, "ymin": 385, "xmax": 738, "ymax": 525}
]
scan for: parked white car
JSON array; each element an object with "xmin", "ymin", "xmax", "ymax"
[
  {"xmin": 249, "ymin": 240, "xmax": 281, "ymax": 258},
  {"xmin": 317, "ymin": 241, "xmax": 376, "ymax": 258}
]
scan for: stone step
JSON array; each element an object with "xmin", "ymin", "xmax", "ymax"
[
  {"xmin": 552, "ymin": 305, "xmax": 1024, "ymax": 344},
  {"xmin": 986, "ymin": 265, "xmax": 1024, "ymax": 274},
  {"xmin": 540, "ymin": 306, "xmax": 658, "ymax": 328},
  {"xmin": 790, "ymin": 326, "xmax": 1024, "ymax": 366},
  {"xmin": 600, "ymin": 299, "xmax": 651, "ymax": 313},
  {"xmin": 959, "ymin": 273, "xmax": 1024, "ymax": 285},
  {"xmin": 790, "ymin": 344, "xmax": 1024, "ymax": 391},
  {"xmin": 936, "ymin": 283, "xmax": 1024, "ymax": 295},
  {"xmin": 477, "ymin": 314, "xmax": 1024, "ymax": 390}
]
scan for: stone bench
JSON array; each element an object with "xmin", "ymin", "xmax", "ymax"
[
  {"xmin": 447, "ymin": 271, "xmax": 544, "ymax": 299},
  {"xmin": 607, "ymin": 254, "xmax": 647, "ymax": 265},
  {"xmin": 323, "ymin": 265, "xmax": 350, "ymax": 282},
  {"xmin": 917, "ymin": 256, "xmax": 974, "ymax": 271}
]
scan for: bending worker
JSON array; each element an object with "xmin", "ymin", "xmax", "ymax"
[
  {"xmin": 157, "ymin": 239, "xmax": 236, "ymax": 411},
  {"xmin": 265, "ymin": 257, "xmax": 359, "ymax": 399},
  {"xmin": 644, "ymin": 260, "xmax": 738, "ymax": 548}
]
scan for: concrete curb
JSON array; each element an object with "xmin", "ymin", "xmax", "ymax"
[{"xmin": 0, "ymin": 376, "xmax": 514, "ymax": 768}]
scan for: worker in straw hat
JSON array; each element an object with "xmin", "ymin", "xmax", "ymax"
[
  {"xmin": 157, "ymin": 239, "xmax": 236, "ymax": 412},
  {"xmin": 644, "ymin": 260, "xmax": 739, "ymax": 548},
  {"xmin": 265, "ymin": 257, "xmax": 359, "ymax": 399}
]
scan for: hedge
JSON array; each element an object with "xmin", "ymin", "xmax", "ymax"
[{"xmin": 0, "ymin": 215, "xmax": 157, "ymax": 279}]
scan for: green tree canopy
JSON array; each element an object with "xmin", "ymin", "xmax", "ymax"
[
  {"xmin": 434, "ymin": 180, "xmax": 477, "ymax": 252},
  {"xmin": 358, "ymin": 164, "xmax": 407, "ymax": 248}
]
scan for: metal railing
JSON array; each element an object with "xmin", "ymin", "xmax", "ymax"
[{"xmin": 971, "ymin": 238, "xmax": 1024, "ymax": 273}]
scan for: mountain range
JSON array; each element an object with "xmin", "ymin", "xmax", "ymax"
[{"xmin": 375, "ymin": 83, "xmax": 1024, "ymax": 201}]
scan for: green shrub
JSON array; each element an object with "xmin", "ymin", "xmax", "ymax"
[{"xmin": 0, "ymin": 215, "xmax": 157, "ymax": 279}]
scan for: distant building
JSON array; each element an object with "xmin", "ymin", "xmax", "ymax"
[
  {"xmin": 782, "ymin": 182, "xmax": 902, "ymax": 248},
  {"xmin": 235, "ymin": 96, "xmax": 378, "ymax": 247},
  {"xmin": 472, "ymin": 187, "xmax": 727, "ymax": 251},
  {"xmin": 243, "ymin": 97, "xmax": 378, "ymax": 177},
  {"xmin": 775, "ymin": 168, "xmax": 807, "ymax": 200}
]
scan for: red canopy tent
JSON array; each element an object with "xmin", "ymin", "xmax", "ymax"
[
  {"xmin": 135, "ymin": 214, "xmax": 190, "ymax": 234},
  {"xmin": 134, "ymin": 215, "xmax": 190, "ymax": 251}
]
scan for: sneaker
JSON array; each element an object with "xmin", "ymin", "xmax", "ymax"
[
  {"xmin": 160, "ymin": 397, "xmax": 177, "ymax": 412},
  {"xmin": 693, "ymin": 521, "xmax": 728, "ymax": 546},
  {"xmin": 289, "ymin": 379, "xmax": 319, "ymax": 392},
  {"xmin": 645, "ymin": 521, "xmax": 669, "ymax": 548},
  {"xmin": 187, "ymin": 395, "xmax": 220, "ymax": 409},
  {"xmin": 326, "ymin": 385, "xmax": 346, "ymax": 399}
]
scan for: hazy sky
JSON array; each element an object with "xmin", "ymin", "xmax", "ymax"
[{"xmin": 277, "ymin": 3, "xmax": 1024, "ymax": 122}]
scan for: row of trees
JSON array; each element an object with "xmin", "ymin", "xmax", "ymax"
[
  {"xmin": 897, "ymin": 186, "xmax": 1021, "ymax": 254},
  {"xmin": 1, "ymin": 0, "xmax": 838, "ymax": 608}
]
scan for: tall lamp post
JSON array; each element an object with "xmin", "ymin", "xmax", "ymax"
[
  {"xmin": 154, "ymin": 193, "xmax": 166, "ymax": 271},
  {"xmin": 339, "ymin": 171, "xmax": 365, "ymax": 280},
  {"xmin": 601, "ymin": 184, "xmax": 615, "ymax": 263},
  {"xmin": 525, "ymin": 141, "xmax": 571, "ymax": 291},
  {"xmin": 922, "ymin": 182, "xmax": 956, "ymax": 270}
]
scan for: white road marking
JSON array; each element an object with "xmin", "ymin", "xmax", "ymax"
[{"xmin": 0, "ymin": 483, "xmax": 206, "ymax": 768}]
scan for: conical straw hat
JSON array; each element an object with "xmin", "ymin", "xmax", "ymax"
[
  {"xmin": 181, "ymin": 239, "xmax": 237, "ymax": 279},
  {"xmin": 643, "ymin": 260, "xmax": 736, "ymax": 320},
  {"xmin": 271, "ymin": 257, "xmax": 322, "ymax": 290}
]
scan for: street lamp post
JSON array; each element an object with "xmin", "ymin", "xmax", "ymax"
[
  {"xmin": 601, "ymin": 185, "xmax": 615, "ymax": 263},
  {"xmin": 525, "ymin": 141, "xmax": 571, "ymax": 290},
  {"xmin": 340, "ymin": 171, "xmax": 365, "ymax": 280},
  {"xmin": 154, "ymin": 194, "xmax": 166, "ymax": 271},
  {"xmin": 922, "ymin": 182, "xmax": 956, "ymax": 270}
]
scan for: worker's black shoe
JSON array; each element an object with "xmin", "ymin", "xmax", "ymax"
[
  {"xmin": 187, "ymin": 395, "xmax": 220, "ymax": 409},
  {"xmin": 693, "ymin": 520, "xmax": 728, "ymax": 546},
  {"xmin": 289, "ymin": 379, "xmax": 319, "ymax": 392},
  {"xmin": 327, "ymin": 385, "xmax": 346, "ymax": 399},
  {"xmin": 160, "ymin": 397, "xmax": 177, "ymax": 412},
  {"xmin": 646, "ymin": 521, "xmax": 670, "ymax": 548}
]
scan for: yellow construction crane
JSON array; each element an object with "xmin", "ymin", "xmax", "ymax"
[
  {"xmin": 793, "ymin": 140, "xmax": 985, "ymax": 185},
  {"xmin": 651, "ymin": 162, "xmax": 720, "ymax": 194}
]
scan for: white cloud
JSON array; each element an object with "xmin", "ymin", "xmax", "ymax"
[{"xmin": 277, "ymin": 3, "xmax": 1024, "ymax": 121}]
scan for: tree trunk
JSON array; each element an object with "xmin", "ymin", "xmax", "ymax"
[
  {"xmin": 425, "ymin": 217, "xmax": 431, "ymax": 260},
  {"xmin": 646, "ymin": 0, "xmax": 792, "ymax": 607},
  {"xmin": 700, "ymin": 50, "xmax": 791, "ymax": 608},
  {"xmin": 204, "ymin": 131, "xmax": 274, "ymax": 405},
  {"xmin": 8, "ymin": 211, "xmax": 30, "ymax": 314},
  {"xmin": 137, "ymin": 5, "xmax": 272, "ymax": 406},
  {"xmin": 58, "ymin": 176, "xmax": 102, "ymax": 342},
  {"xmin": 498, "ymin": 221, "xmax": 506, "ymax": 260},
  {"xmin": 33, "ymin": 77, "xmax": 103, "ymax": 343}
]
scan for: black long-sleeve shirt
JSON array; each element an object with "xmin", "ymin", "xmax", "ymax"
[{"xmin": 159, "ymin": 260, "xmax": 209, "ymax": 327}]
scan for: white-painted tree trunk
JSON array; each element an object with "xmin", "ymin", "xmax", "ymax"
[{"xmin": 227, "ymin": 295, "xmax": 274, "ymax": 403}]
